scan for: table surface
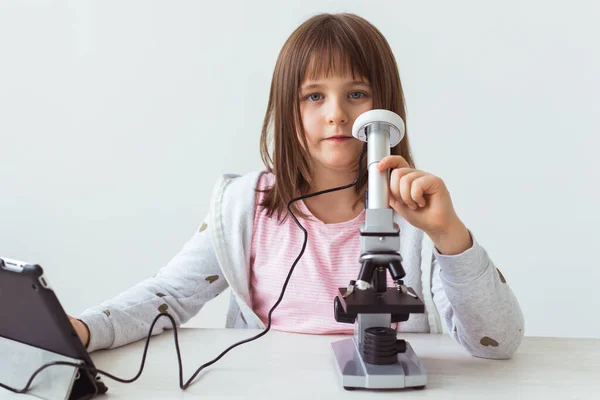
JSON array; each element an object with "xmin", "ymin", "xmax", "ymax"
[
  {"xmin": 87, "ymin": 328, "xmax": 600, "ymax": 399},
  {"xmin": 3, "ymin": 328, "xmax": 600, "ymax": 399}
]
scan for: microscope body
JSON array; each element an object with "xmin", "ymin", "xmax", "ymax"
[{"xmin": 331, "ymin": 110, "xmax": 427, "ymax": 390}]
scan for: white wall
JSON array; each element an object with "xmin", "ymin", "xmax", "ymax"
[{"xmin": 1, "ymin": 0, "xmax": 598, "ymax": 339}]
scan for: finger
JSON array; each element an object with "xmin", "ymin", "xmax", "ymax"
[
  {"xmin": 400, "ymin": 171, "xmax": 428, "ymax": 209},
  {"xmin": 377, "ymin": 155, "xmax": 409, "ymax": 171},
  {"xmin": 390, "ymin": 168, "xmax": 424, "ymax": 208},
  {"xmin": 411, "ymin": 175, "xmax": 442, "ymax": 206},
  {"xmin": 411, "ymin": 176, "xmax": 427, "ymax": 207},
  {"xmin": 389, "ymin": 167, "xmax": 414, "ymax": 205}
]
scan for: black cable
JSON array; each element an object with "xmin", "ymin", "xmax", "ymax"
[{"xmin": 1, "ymin": 144, "xmax": 368, "ymax": 396}]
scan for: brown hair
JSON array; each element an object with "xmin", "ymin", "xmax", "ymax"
[{"xmin": 259, "ymin": 13, "xmax": 415, "ymax": 222}]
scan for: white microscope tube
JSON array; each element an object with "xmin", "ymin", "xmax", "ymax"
[{"xmin": 367, "ymin": 126, "xmax": 390, "ymax": 209}]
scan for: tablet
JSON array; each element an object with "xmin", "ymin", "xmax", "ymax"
[{"xmin": 0, "ymin": 256, "xmax": 108, "ymax": 398}]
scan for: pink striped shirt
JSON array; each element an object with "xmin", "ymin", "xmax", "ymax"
[{"xmin": 250, "ymin": 172, "xmax": 396, "ymax": 334}]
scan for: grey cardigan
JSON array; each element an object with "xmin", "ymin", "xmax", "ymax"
[{"xmin": 80, "ymin": 171, "xmax": 524, "ymax": 359}]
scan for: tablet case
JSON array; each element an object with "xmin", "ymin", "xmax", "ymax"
[{"xmin": 0, "ymin": 257, "xmax": 108, "ymax": 399}]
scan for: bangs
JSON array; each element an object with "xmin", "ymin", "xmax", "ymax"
[{"xmin": 300, "ymin": 25, "xmax": 371, "ymax": 83}]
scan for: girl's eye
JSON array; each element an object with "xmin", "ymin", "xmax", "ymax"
[
  {"xmin": 349, "ymin": 91, "xmax": 366, "ymax": 100},
  {"xmin": 306, "ymin": 93, "xmax": 323, "ymax": 102}
]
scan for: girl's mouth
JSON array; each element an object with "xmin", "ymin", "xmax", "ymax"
[{"xmin": 326, "ymin": 136, "xmax": 352, "ymax": 142}]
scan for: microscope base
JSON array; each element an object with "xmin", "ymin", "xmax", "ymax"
[{"xmin": 331, "ymin": 337, "xmax": 427, "ymax": 390}]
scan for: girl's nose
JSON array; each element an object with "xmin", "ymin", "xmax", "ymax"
[{"xmin": 327, "ymin": 101, "xmax": 349, "ymax": 125}]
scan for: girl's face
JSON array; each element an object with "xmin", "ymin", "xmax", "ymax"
[{"xmin": 299, "ymin": 74, "xmax": 373, "ymax": 174}]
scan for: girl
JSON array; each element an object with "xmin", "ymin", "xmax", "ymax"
[{"xmin": 71, "ymin": 13, "xmax": 524, "ymax": 360}]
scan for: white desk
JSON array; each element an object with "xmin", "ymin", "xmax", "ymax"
[
  {"xmin": 85, "ymin": 328, "xmax": 600, "ymax": 399},
  {"xmin": 2, "ymin": 329, "xmax": 599, "ymax": 399}
]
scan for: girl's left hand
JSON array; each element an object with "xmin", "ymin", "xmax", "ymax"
[{"xmin": 377, "ymin": 155, "xmax": 472, "ymax": 254}]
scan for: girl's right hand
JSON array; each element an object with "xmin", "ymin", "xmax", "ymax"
[{"xmin": 68, "ymin": 315, "xmax": 90, "ymax": 348}]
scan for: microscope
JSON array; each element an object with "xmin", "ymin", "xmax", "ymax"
[{"xmin": 331, "ymin": 110, "xmax": 427, "ymax": 390}]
